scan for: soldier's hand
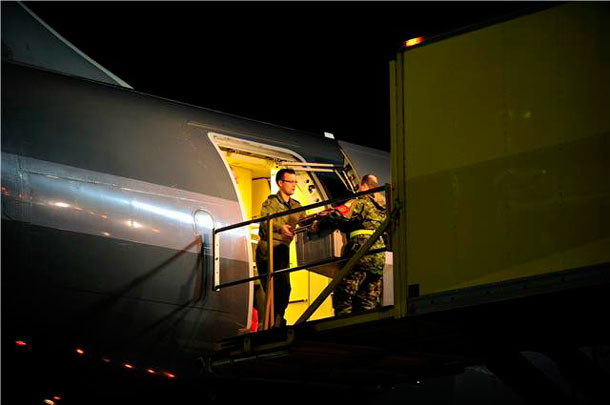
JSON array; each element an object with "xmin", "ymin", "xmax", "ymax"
[
  {"xmin": 309, "ymin": 220, "xmax": 320, "ymax": 234},
  {"xmin": 280, "ymin": 224, "xmax": 294, "ymax": 239}
]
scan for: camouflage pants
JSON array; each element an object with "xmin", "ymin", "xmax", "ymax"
[{"xmin": 332, "ymin": 268, "xmax": 382, "ymax": 316}]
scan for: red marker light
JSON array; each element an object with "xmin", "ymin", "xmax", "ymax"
[
  {"xmin": 404, "ymin": 37, "xmax": 424, "ymax": 47},
  {"xmin": 163, "ymin": 371, "xmax": 176, "ymax": 379},
  {"xmin": 75, "ymin": 348, "xmax": 85, "ymax": 355},
  {"xmin": 15, "ymin": 340, "xmax": 28, "ymax": 346},
  {"xmin": 53, "ymin": 396, "xmax": 61, "ymax": 401}
]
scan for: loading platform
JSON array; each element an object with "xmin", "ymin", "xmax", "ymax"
[
  {"xmin": 204, "ymin": 263, "xmax": 610, "ymax": 389},
  {"xmin": 207, "ymin": 183, "xmax": 609, "ymax": 401}
]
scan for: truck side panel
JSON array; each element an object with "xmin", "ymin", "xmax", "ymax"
[{"xmin": 391, "ymin": 2, "xmax": 610, "ymax": 296}]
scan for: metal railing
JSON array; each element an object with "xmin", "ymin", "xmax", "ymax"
[{"xmin": 213, "ymin": 184, "xmax": 392, "ymax": 329}]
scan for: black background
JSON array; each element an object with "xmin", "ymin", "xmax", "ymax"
[{"xmin": 25, "ymin": 1, "xmax": 546, "ymax": 151}]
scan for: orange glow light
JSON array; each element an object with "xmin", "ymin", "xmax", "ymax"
[
  {"xmin": 15, "ymin": 340, "xmax": 28, "ymax": 346},
  {"xmin": 76, "ymin": 348, "xmax": 85, "ymax": 355},
  {"xmin": 43, "ymin": 400, "xmax": 55, "ymax": 405},
  {"xmin": 123, "ymin": 363, "xmax": 134, "ymax": 369},
  {"xmin": 404, "ymin": 37, "xmax": 424, "ymax": 47},
  {"xmin": 146, "ymin": 368, "xmax": 156, "ymax": 374}
]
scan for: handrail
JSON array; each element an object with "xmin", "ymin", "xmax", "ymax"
[
  {"xmin": 213, "ymin": 185, "xmax": 388, "ymax": 292},
  {"xmin": 215, "ymin": 247, "xmax": 388, "ymax": 290},
  {"xmin": 213, "ymin": 186, "xmax": 386, "ymax": 235},
  {"xmin": 213, "ymin": 183, "xmax": 393, "ymax": 329}
]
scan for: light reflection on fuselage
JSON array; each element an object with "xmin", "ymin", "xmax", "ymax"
[
  {"xmin": 3, "ymin": 152, "xmax": 246, "ymax": 259},
  {"xmin": 131, "ymin": 200, "xmax": 194, "ymax": 225}
]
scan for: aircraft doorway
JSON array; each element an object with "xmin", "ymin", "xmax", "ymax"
[{"xmin": 209, "ymin": 133, "xmax": 335, "ymax": 325}]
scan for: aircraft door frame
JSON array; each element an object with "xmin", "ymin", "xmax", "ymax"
[{"xmin": 205, "ymin": 131, "xmax": 347, "ymax": 324}]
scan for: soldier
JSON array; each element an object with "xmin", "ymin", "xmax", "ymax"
[
  {"xmin": 311, "ymin": 174, "xmax": 386, "ymax": 316},
  {"xmin": 256, "ymin": 168, "xmax": 305, "ymax": 327}
]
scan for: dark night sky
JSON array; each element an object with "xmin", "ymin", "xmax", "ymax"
[{"xmin": 24, "ymin": 1, "xmax": 544, "ymax": 152}]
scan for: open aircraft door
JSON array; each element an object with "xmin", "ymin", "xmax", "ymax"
[{"xmin": 208, "ymin": 133, "xmax": 362, "ymax": 324}]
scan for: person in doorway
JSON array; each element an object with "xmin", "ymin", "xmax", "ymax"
[
  {"xmin": 310, "ymin": 174, "xmax": 386, "ymax": 316},
  {"xmin": 256, "ymin": 168, "xmax": 305, "ymax": 328}
]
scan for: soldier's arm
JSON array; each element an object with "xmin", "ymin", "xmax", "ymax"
[
  {"xmin": 260, "ymin": 200, "xmax": 282, "ymax": 235},
  {"xmin": 346, "ymin": 199, "xmax": 367, "ymax": 223},
  {"xmin": 319, "ymin": 199, "xmax": 365, "ymax": 231}
]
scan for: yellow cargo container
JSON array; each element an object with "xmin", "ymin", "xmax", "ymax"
[{"xmin": 390, "ymin": 2, "xmax": 610, "ymax": 317}]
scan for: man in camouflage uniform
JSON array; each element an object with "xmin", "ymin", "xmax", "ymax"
[
  {"xmin": 256, "ymin": 168, "xmax": 305, "ymax": 327},
  {"xmin": 313, "ymin": 174, "xmax": 386, "ymax": 316}
]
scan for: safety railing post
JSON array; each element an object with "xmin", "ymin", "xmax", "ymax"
[
  {"xmin": 385, "ymin": 183, "xmax": 393, "ymax": 251},
  {"xmin": 264, "ymin": 215, "xmax": 275, "ymax": 330}
]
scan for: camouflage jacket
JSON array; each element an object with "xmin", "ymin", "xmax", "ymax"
[
  {"xmin": 256, "ymin": 192, "xmax": 305, "ymax": 260},
  {"xmin": 319, "ymin": 194, "xmax": 386, "ymax": 275}
]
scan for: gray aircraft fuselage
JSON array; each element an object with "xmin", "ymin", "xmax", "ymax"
[{"xmin": 1, "ymin": 60, "xmax": 349, "ymax": 376}]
